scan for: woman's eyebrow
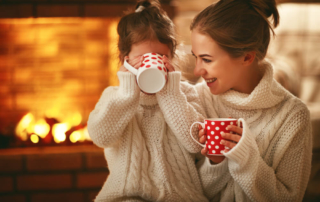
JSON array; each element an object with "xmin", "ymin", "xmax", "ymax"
[{"xmin": 191, "ymin": 50, "xmax": 212, "ymax": 57}]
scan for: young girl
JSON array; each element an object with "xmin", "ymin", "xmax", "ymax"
[
  {"xmin": 87, "ymin": 0, "xmax": 208, "ymax": 201},
  {"xmin": 190, "ymin": 0, "xmax": 312, "ymax": 201}
]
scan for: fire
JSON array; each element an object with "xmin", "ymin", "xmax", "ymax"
[
  {"xmin": 52, "ymin": 123, "xmax": 68, "ymax": 143},
  {"xmin": 15, "ymin": 112, "xmax": 91, "ymax": 145}
]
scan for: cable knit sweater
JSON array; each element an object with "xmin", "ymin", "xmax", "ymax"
[
  {"xmin": 195, "ymin": 60, "xmax": 312, "ymax": 202},
  {"xmin": 87, "ymin": 71, "xmax": 208, "ymax": 202}
]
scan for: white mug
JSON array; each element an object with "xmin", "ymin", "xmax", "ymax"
[{"xmin": 124, "ymin": 53, "xmax": 168, "ymax": 94}]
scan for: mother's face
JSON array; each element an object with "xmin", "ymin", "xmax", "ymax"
[{"xmin": 191, "ymin": 30, "xmax": 244, "ymax": 95}]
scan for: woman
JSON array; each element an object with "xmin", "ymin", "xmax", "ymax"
[{"xmin": 190, "ymin": 0, "xmax": 312, "ymax": 201}]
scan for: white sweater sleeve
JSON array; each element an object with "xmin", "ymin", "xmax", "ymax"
[
  {"xmin": 224, "ymin": 107, "xmax": 312, "ymax": 202},
  {"xmin": 156, "ymin": 72, "xmax": 206, "ymax": 153},
  {"xmin": 196, "ymin": 156, "xmax": 231, "ymax": 199},
  {"xmin": 87, "ymin": 71, "xmax": 140, "ymax": 148}
]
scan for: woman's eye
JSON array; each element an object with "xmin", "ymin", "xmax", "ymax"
[{"xmin": 203, "ymin": 58, "xmax": 212, "ymax": 63}]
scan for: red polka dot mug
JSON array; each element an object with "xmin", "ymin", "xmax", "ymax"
[
  {"xmin": 190, "ymin": 118, "xmax": 240, "ymax": 156},
  {"xmin": 124, "ymin": 52, "xmax": 168, "ymax": 94}
]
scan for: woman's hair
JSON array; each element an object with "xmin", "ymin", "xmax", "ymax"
[
  {"xmin": 190, "ymin": 0, "xmax": 279, "ymax": 61},
  {"xmin": 117, "ymin": 0, "xmax": 177, "ymax": 62}
]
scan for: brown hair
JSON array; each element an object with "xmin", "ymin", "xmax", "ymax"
[
  {"xmin": 117, "ymin": 0, "xmax": 177, "ymax": 62},
  {"xmin": 190, "ymin": 0, "xmax": 279, "ymax": 61}
]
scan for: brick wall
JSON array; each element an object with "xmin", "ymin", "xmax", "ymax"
[
  {"xmin": 0, "ymin": 145, "xmax": 108, "ymax": 202},
  {"xmin": 0, "ymin": 17, "xmax": 120, "ymax": 139}
]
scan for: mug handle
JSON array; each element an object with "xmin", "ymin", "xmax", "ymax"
[
  {"xmin": 124, "ymin": 59, "xmax": 138, "ymax": 75},
  {"xmin": 189, "ymin": 122, "xmax": 206, "ymax": 147}
]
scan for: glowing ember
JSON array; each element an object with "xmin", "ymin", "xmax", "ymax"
[{"xmin": 34, "ymin": 119, "xmax": 50, "ymax": 138}]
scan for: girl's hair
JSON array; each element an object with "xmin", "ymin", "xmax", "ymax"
[
  {"xmin": 190, "ymin": 0, "xmax": 279, "ymax": 61},
  {"xmin": 117, "ymin": 0, "xmax": 177, "ymax": 62}
]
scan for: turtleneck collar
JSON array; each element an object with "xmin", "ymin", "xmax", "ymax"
[
  {"xmin": 215, "ymin": 60, "xmax": 287, "ymax": 110},
  {"xmin": 139, "ymin": 92, "xmax": 158, "ymax": 106}
]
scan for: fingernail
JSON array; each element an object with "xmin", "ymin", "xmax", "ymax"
[
  {"xmin": 226, "ymin": 126, "xmax": 230, "ymax": 130},
  {"xmin": 220, "ymin": 140, "xmax": 225, "ymax": 144},
  {"xmin": 221, "ymin": 132, "xmax": 225, "ymax": 137}
]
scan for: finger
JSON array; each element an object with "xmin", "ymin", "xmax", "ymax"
[
  {"xmin": 199, "ymin": 135, "xmax": 206, "ymax": 144},
  {"xmin": 128, "ymin": 56, "xmax": 143, "ymax": 68},
  {"xmin": 226, "ymin": 125, "xmax": 243, "ymax": 136},
  {"xmin": 220, "ymin": 139, "xmax": 237, "ymax": 149},
  {"xmin": 198, "ymin": 128, "xmax": 205, "ymax": 138},
  {"xmin": 198, "ymin": 124, "xmax": 202, "ymax": 130},
  {"xmin": 221, "ymin": 132, "xmax": 241, "ymax": 143},
  {"xmin": 223, "ymin": 148, "xmax": 230, "ymax": 154},
  {"xmin": 201, "ymin": 147, "xmax": 208, "ymax": 156},
  {"xmin": 163, "ymin": 55, "xmax": 175, "ymax": 72}
]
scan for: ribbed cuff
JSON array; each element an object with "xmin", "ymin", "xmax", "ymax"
[
  {"xmin": 160, "ymin": 72, "xmax": 181, "ymax": 94},
  {"xmin": 201, "ymin": 157, "xmax": 229, "ymax": 176},
  {"xmin": 224, "ymin": 118, "xmax": 257, "ymax": 166},
  {"xmin": 117, "ymin": 71, "xmax": 140, "ymax": 96}
]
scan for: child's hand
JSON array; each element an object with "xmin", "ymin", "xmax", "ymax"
[
  {"xmin": 163, "ymin": 55, "xmax": 175, "ymax": 72},
  {"xmin": 198, "ymin": 125, "xmax": 225, "ymax": 164},
  {"xmin": 120, "ymin": 56, "xmax": 144, "ymax": 72},
  {"xmin": 220, "ymin": 124, "xmax": 243, "ymax": 153}
]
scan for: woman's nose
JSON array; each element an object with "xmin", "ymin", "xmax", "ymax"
[{"xmin": 193, "ymin": 61, "xmax": 206, "ymax": 77}]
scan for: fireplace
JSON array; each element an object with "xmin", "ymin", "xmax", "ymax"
[{"xmin": 0, "ymin": 17, "xmax": 120, "ymax": 149}]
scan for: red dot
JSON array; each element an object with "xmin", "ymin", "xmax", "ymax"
[
  {"xmin": 158, "ymin": 66, "xmax": 162, "ymax": 70},
  {"xmin": 146, "ymin": 65, "xmax": 151, "ymax": 68},
  {"xmin": 140, "ymin": 63, "xmax": 145, "ymax": 67},
  {"xmin": 158, "ymin": 60, "xmax": 162, "ymax": 64},
  {"xmin": 163, "ymin": 68, "xmax": 167, "ymax": 72},
  {"xmin": 144, "ymin": 55, "xmax": 149, "ymax": 58},
  {"xmin": 151, "ymin": 57, "xmax": 157, "ymax": 60},
  {"xmin": 145, "ymin": 60, "xmax": 150, "ymax": 62},
  {"xmin": 158, "ymin": 56, "xmax": 162, "ymax": 59},
  {"xmin": 152, "ymin": 53, "xmax": 156, "ymax": 55},
  {"xmin": 152, "ymin": 62, "xmax": 157, "ymax": 65}
]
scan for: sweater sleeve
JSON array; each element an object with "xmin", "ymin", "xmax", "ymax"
[
  {"xmin": 156, "ymin": 72, "xmax": 206, "ymax": 153},
  {"xmin": 87, "ymin": 71, "xmax": 140, "ymax": 148},
  {"xmin": 196, "ymin": 155, "xmax": 231, "ymax": 200},
  {"xmin": 224, "ymin": 106, "xmax": 312, "ymax": 202}
]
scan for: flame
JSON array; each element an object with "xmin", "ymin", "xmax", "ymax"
[
  {"xmin": 52, "ymin": 123, "xmax": 69, "ymax": 143},
  {"xmin": 69, "ymin": 126, "xmax": 90, "ymax": 143},
  {"xmin": 30, "ymin": 134, "xmax": 39, "ymax": 144},
  {"xmin": 34, "ymin": 119, "xmax": 50, "ymax": 138},
  {"xmin": 15, "ymin": 113, "xmax": 35, "ymax": 141}
]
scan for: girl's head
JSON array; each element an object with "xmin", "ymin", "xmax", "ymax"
[
  {"xmin": 190, "ymin": 0, "xmax": 279, "ymax": 95},
  {"xmin": 190, "ymin": 0, "xmax": 279, "ymax": 61},
  {"xmin": 117, "ymin": 0, "xmax": 177, "ymax": 62}
]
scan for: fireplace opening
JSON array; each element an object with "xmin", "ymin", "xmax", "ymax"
[{"xmin": 0, "ymin": 17, "xmax": 120, "ymax": 149}]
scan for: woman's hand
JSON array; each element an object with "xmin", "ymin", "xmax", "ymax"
[
  {"xmin": 198, "ymin": 122, "xmax": 243, "ymax": 164},
  {"xmin": 119, "ymin": 55, "xmax": 144, "ymax": 72},
  {"xmin": 163, "ymin": 55, "xmax": 175, "ymax": 72},
  {"xmin": 220, "ymin": 124, "xmax": 243, "ymax": 153}
]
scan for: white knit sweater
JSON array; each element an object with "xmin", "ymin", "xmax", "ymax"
[
  {"xmin": 87, "ymin": 71, "xmax": 208, "ymax": 202},
  {"xmin": 195, "ymin": 61, "xmax": 313, "ymax": 202}
]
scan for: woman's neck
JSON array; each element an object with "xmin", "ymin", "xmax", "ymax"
[{"xmin": 233, "ymin": 60, "xmax": 263, "ymax": 94}]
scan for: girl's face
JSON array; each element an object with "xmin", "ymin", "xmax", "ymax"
[
  {"xmin": 191, "ymin": 30, "xmax": 244, "ymax": 95},
  {"xmin": 128, "ymin": 40, "xmax": 171, "ymax": 60}
]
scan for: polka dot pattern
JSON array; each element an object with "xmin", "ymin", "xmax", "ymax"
[
  {"xmin": 141, "ymin": 53, "xmax": 168, "ymax": 75},
  {"xmin": 204, "ymin": 120, "xmax": 238, "ymax": 155}
]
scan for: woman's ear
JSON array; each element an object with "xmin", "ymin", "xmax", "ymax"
[{"xmin": 243, "ymin": 51, "xmax": 256, "ymax": 66}]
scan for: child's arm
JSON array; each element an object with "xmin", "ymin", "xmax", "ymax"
[
  {"xmin": 87, "ymin": 71, "xmax": 140, "ymax": 148},
  {"xmin": 156, "ymin": 72, "xmax": 205, "ymax": 153}
]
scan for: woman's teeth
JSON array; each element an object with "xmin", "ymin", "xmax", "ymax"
[{"xmin": 206, "ymin": 78, "xmax": 217, "ymax": 83}]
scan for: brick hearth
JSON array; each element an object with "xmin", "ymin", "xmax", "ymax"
[{"xmin": 0, "ymin": 145, "xmax": 108, "ymax": 202}]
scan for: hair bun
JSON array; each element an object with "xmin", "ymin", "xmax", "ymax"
[
  {"xmin": 136, "ymin": 0, "xmax": 159, "ymax": 11},
  {"xmin": 248, "ymin": 0, "xmax": 279, "ymax": 28}
]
